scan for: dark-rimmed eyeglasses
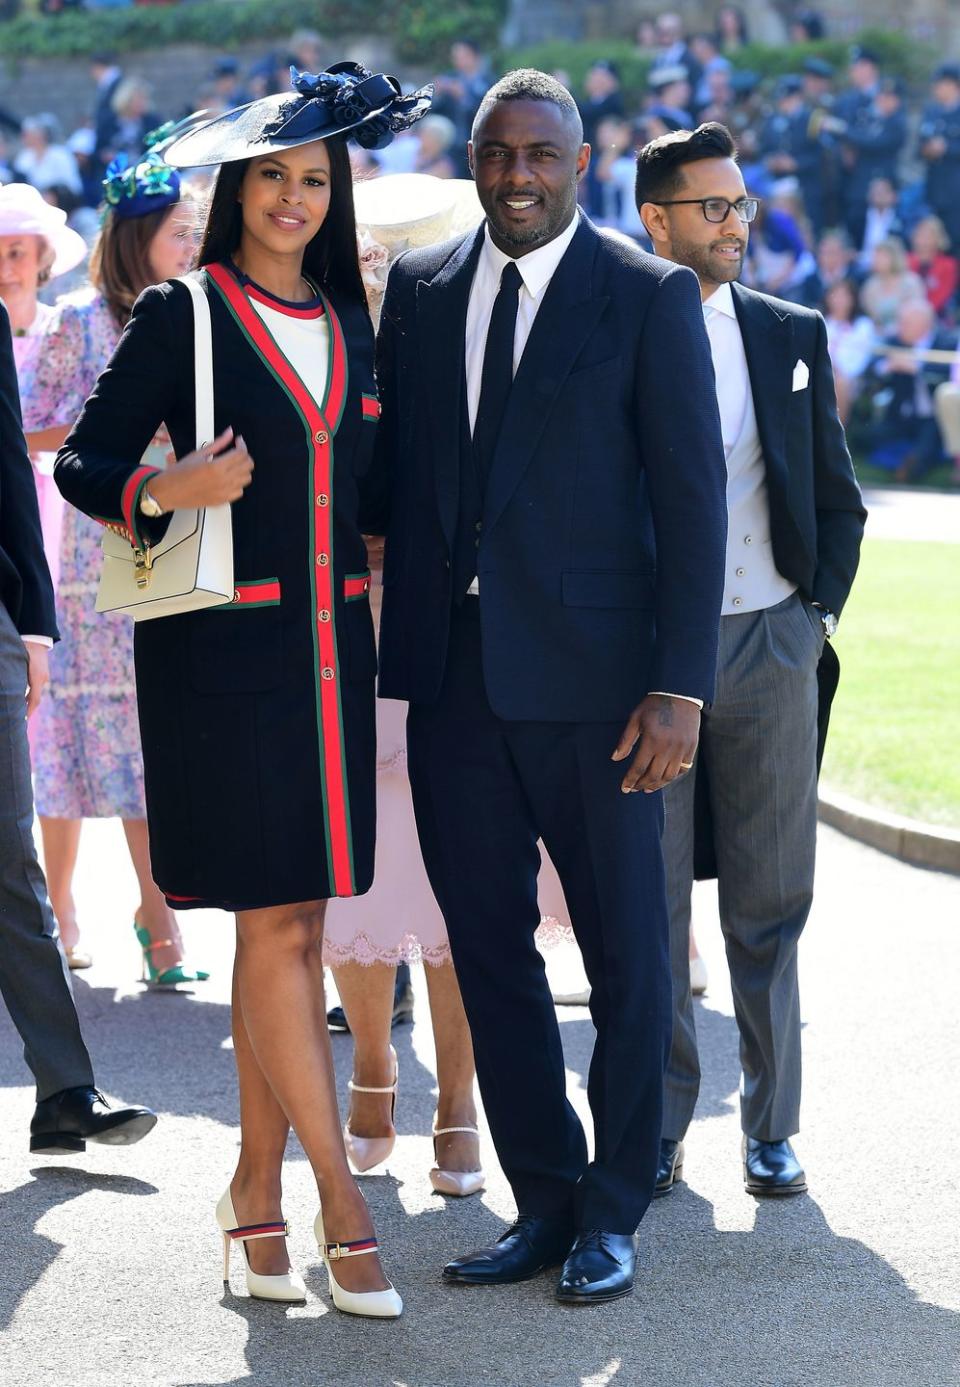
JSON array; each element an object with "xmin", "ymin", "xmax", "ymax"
[{"xmin": 653, "ymin": 197, "xmax": 760, "ymax": 224}]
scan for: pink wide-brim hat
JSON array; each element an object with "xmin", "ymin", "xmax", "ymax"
[{"xmin": 0, "ymin": 183, "xmax": 88, "ymax": 278}]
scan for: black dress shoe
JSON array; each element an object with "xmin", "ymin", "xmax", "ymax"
[
  {"xmin": 556, "ymin": 1230, "xmax": 637, "ymax": 1305},
  {"xmin": 653, "ymin": 1138, "xmax": 684, "ymax": 1197},
  {"xmin": 327, "ymin": 962, "xmax": 415, "ymax": 1033},
  {"xmin": 30, "ymin": 1086, "xmax": 157, "ymax": 1154},
  {"xmin": 742, "ymin": 1137, "xmax": 807, "ymax": 1197},
  {"xmin": 443, "ymin": 1214, "xmax": 574, "ymax": 1286}
]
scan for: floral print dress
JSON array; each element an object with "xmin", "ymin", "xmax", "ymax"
[{"xmin": 22, "ymin": 288, "xmax": 147, "ymax": 818}]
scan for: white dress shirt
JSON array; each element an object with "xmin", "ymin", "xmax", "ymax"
[
  {"xmin": 702, "ymin": 282, "xmax": 797, "ymax": 616},
  {"xmin": 463, "ymin": 216, "xmax": 701, "ymax": 708},
  {"xmin": 464, "ymin": 214, "xmax": 579, "ymax": 433}
]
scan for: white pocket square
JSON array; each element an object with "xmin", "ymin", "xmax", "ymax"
[{"xmin": 792, "ymin": 359, "xmax": 810, "ymax": 391}]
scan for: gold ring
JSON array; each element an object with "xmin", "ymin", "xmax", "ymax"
[{"xmin": 679, "ymin": 761, "xmax": 694, "ymax": 769}]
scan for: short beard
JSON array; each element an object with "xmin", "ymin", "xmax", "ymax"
[{"xmin": 671, "ymin": 231, "xmax": 743, "ymax": 289}]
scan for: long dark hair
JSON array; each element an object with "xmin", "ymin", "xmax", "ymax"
[{"xmin": 196, "ymin": 134, "xmax": 365, "ymax": 306}]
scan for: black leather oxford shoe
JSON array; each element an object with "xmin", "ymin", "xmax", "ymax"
[
  {"xmin": 742, "ymin": 1137, "xmax": 807, "ymax": 1196},
  {"xmin": 555, "ymin": 1230, "xmax": 637, "ymax": 1305},
  {"xmin": 653, "ymin": 1138, "xmax": 684, "ymax": 1198},
  {"xmin": 30, "ymin": 1086, "xmax": 157, "ymax": 1154},
  {"xmin": 442, "ymin": 1214, "xmax": 574, "ymax": 1286}
]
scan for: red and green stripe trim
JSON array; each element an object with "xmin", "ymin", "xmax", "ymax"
[
  {"xmin": 120, "ymin": 465, "xmax": 161, "ymax": 550},
  {"xmin": 344, "ymin": 570, "xmax": 371, "ymax": 602},
  {"xmin": 361, "ymin": 393, "xmax": 380, "ymax": 422},
  {"xmin": 211, "ymin": 578, "xmax": 282, "ymax": 609},
  {"xmin": 205, "ymin": 262, "xmax": 356, "ymax": 898},
  {"xmin": 228, "ymin": 1221, "xmax": 288, "ymax": 1239}
]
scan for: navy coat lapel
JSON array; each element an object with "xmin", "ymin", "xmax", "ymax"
[
  {"xmin": 731, "ymin": 281, "xmax": 794, "ymax": 472},
  {"xmin": 416, "ymin": 227, "xmax": 484, "ymax": 546},
  {"xmin": 483, "ymin": 220, "xmax": 609, "ymax": 537}
]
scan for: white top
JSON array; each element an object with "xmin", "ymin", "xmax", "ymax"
[
  {"xmin": 248, "ymin": 297, "xmax": 330, "ymax": 404},
  {"xmin": 703, "ymin": 282, "xmax": 797, "ymax": 616}
]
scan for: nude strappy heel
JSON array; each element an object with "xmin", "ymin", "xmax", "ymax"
[
  {"xmin": 430, "ymin": 1124, "xmax": 486, "ymax": 1197},
  {"xmin": 216, "ymin": 1188, "xmax": 306, "ymax": 1303},
  {"xmin": 342, "ymin": 1070, "xmax": 398, "ymax": 1173}
]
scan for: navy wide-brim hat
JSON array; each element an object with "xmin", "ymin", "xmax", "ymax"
[{"xmin": 165, "ymin": 62, "xmax": 433, "ymax": 169}]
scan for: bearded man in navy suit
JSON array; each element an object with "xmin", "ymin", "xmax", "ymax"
[{"xmin": 362, "ymin": 70, "xmax": 727, "ymax": 1304}]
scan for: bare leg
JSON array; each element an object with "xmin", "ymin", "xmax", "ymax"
[
  {"xmin": 122, "ymin": 818, "xmax": 190, "ymax": 976},
  {"xmin": 423, "ymin": 961, "xmax": 480, "ymax": 1172},
  {"xmin": 229, "ymin": 960, "xmax": 292, "ymax": 1275},
  {"xmin": 234, "ymin": 901, "xmax": 388, "ymax": 1294},
  {"xmin": 332, "ymin": 961, "xmax": 397, "ymax": 1137},
  {"xmin": 38, "ymin": 816, "xmax": 82, "ymax": 950}
]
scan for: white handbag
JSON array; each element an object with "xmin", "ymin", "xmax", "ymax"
[{"xmin": 96, "ymin": 272, "xmax": 235, "ymax": 622}]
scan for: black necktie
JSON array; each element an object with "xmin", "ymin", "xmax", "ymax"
[{"xmin": 473, "ymin": 260, "xmax": 523, "ymax": 491}]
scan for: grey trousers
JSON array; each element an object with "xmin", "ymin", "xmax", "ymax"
[
  {"xmin": 0, "ymin": 602, "xmax": 94, "ymax": 1099},
  {"xmin": 661, "ymin": 592, "xmax": 823, "ymax": 1142}
]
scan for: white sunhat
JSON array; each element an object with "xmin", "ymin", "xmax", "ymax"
[
  {"xmin": 0, "ymin": 182, "xmax": 88, "ymax": 277},
  {"xmin": 353, "ymin": 173, "xmax": 483, "ymax": 254}
]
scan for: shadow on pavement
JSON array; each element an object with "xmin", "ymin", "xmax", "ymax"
[{"xmin": 0, "ymin": 1167, "xmax": 156, "ymax": 1333}]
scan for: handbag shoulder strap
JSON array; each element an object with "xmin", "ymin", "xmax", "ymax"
[{"xmin": 175, "ymin": 271, "xmax": 214, "ymax": 450}]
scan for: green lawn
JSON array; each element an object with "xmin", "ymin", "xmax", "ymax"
[{"xmin": 821, "ymin": 539, "xmax": 960, "ymax": 827}]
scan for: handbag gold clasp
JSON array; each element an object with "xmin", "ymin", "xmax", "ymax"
[{"xmin": 133, "ymin": 546, "xmax": 153, "ymax": 589}]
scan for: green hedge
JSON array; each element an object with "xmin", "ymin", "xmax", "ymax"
[
  {"xmin": 0, "ymin": 0, "xmax": 507, "ymax": 66},
  {"xmin": 504, "ymin": 29, "xmax": 940, "ymax": 105}
]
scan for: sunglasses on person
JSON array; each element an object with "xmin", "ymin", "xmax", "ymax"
[{"xmin": 653, "ymin": 196, "xmax": 760, "ymax": 224}]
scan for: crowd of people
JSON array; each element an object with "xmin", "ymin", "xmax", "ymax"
[
  {"xmin": 2, "ymin": 16, "xmax": 960, "ymax": 481},
  {"xmin": 0, "ymin": 11, "xmax": 874, "ymax": 1316}
]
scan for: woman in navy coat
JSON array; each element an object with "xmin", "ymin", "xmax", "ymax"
[{"xmin": 56, "ymin": 65, "xmax": 431, "ymax": 1320}]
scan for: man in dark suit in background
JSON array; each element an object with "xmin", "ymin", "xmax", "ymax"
[
  {"xmin": 0, "ymin": 300, "xmax": 155, "ymax": 1155},
  {"xmin": 363, "ymin": 70, "xmax": 727, "ymax": 1304},
  {"xmin": 636, "ymin": 123, "xmax": 866, "ymax": 1200}
]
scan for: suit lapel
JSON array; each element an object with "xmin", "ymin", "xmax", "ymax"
[
  {"xmin": 416, "ymin": 227, "xmax": 484, "ymax": 546},
  {"xmin": 732, "ymin": 282, "xmax": 794, "ymax": 475},
  {"xmin": 483, "ymin": 221, "xmax": 609, "ymax": 536}
]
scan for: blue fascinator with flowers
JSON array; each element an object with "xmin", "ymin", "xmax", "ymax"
[
  {"xmin": 163, "ymin": 62, "xmax": 433, "ymax": 170},
  {"xmin": 101, "ymin": 119, "xmax": 200, "ymax": 220}
]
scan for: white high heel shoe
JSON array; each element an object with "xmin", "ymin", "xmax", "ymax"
[
  {"xmin": 342, "ymin": 1070, "xmax": 398, "ymax": 1174},
  {"xmin": 429, "ymin": 1125, "xmax": 486, "ymax": 1197},
  {"xmin": 216, "ymin": 1188, "xmax": 306, "ymax": 1303},
  {"xmin": 690, "ymin": 955, "xmax": 709, "ymax": 997},
  {"xmin": 314, "ymin": 1210, "xmax": 403, "ymax": 1319}
]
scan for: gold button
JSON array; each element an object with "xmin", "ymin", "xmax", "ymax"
[
  {"xmin": 321, "ymin": 667, "xmax": 334, "ymax": 680},
  {"xmin": 317, "ymin": 494, "xmax": 329, "ymax": 507},
  {"xmin": 317, "ymin": 553, "xmax": 329, "ymax": 566},
  {"xmin": 315, "ymin": 430, "xmax": 328, "ymax": 445},
  {"xmin": 319, "ymin": 609, "xmax": 331, "ymax": 623},
  {"xmin": 233, "ymin": 589, "xmax": 240, "ymax": 603}
]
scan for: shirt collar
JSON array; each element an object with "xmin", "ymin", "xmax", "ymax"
[
  {"xmin": 703, "ymin": 280, "xmax": 737, "ymax": 319},
  {"xmin": 481, "ymin": 213, "xmax": 580, "ymax": 300}
]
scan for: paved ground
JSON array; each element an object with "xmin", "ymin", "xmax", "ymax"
[
  {"xmin": 861, "ymin": 486, "xmax": 960, "ymax": 543},
  {"xmin": 0, "ymin": 819, "xmax": 957, "ymax": 1387}
]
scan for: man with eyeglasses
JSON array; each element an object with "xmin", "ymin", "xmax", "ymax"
[{"xmin": 636, "ymin": 122, "xmax": 866, "ymax": 1199}]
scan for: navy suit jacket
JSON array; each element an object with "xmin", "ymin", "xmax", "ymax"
[
  {"xmin": 0, "ymin": 301, "xmax": 57, "ymax": 639},
  {"xmin": 730, "ymin": 283, "xmax": 866, "ymax": 615},
  {"xmin": 361, "ymin": 217, "xmax": 728, "ymax": 723}
]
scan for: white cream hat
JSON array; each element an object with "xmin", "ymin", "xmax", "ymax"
[
  {"xmin": 0, "ymin": 183, "xmax": 88, "ymax": 277},
  {"xmin": 353, "ymin": 173, "xmax": 483, "ymax": 254}
]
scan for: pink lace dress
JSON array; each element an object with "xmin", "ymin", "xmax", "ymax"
[
  {"xmin": 22, "ymin": 289, "xmax": 148, "ymax": 819},
  {"xmin": 322, "ymin": 583, "xmax": 570, "ymax": 967}
]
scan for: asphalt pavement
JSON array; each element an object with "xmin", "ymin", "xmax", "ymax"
[{"xmin": 1, "ymin": 818, "xmax": 957, "ymax": 1387}]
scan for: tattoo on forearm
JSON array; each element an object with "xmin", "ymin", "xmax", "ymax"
[{"xmin": 657, "ymin": 698, "xmax": 674, "ymax": 728}]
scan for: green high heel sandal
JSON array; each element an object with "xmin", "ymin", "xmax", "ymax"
[{"xmin": 134, "ymin": 923, "xmax": 210, "ymax": 988}]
